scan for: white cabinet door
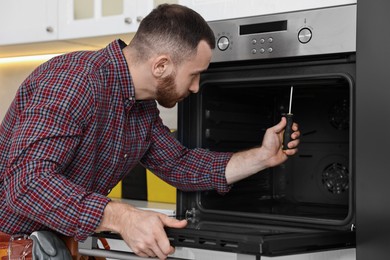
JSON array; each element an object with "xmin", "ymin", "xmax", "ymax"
[
  {"xmin": 0, "ymin": 0, "xmax": 58, "ymax": 45},
  {"xmin": 58, "ymin": 0, "xmax": 154, "ymax": 40},
  {"xmin": 178, "ymin": 0, "xmax": 357, "ymax": 21}
]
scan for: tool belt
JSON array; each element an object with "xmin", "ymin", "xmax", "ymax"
[
  {"xmin": 0, "ymin": 232, "xmax": 108, "ymax": 260},
  {"xmin": 0, "ymin": 232, "xmax": 33, "ymax": 259}
]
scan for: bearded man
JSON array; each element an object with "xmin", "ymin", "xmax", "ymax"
[{"xmin": 0, "ymin": 4, "xmax": 300, "ymax": 259}]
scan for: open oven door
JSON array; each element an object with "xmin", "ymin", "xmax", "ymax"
[{"xmin": 165, "ymin": 222, "xmax": 355, "ymax": 257}]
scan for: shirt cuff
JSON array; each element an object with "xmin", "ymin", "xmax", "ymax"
[
  {"xmin": 75, "ymin": 193, "xmax": 111, "ymax": 241},
  {"xmin": 211, "ymin": 152, "xmax": 234, "ymax": 194}
]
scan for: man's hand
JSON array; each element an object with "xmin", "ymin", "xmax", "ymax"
[
  {"xmin": 260, "ymin": 116, "xmax": 300, "ymax": 165},
  {"xmin": 225, "ymin": 117, "xmax": 300, "ymax": 184},
  {"xmin": 96, "ymin": 201, "xmax": 187, "ymax": 259}
]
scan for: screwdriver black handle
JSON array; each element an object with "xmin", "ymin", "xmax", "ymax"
[{"xmin": 282, "ymin": 113, "xmax": 294, "ymax": 150}]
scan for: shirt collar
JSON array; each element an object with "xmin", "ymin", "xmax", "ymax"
[{"xmin": 105, "ymin": 39, "xmax": 135, "ymax": 101}]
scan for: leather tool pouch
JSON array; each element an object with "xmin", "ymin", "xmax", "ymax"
[{"xmin": 0, "ymin": 232, "xmax": 33, "ymax": 260}]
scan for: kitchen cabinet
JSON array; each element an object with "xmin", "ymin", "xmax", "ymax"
[
  {"xmin": 178, "ymin": 0, "xmax": 357, "ymax": 21},
  {"xmin": 0, "ymin": 0, "xmax": 58, "ymax": 45},
  {"xmin": 0, "ymin": 0, "xmax": 162, "ymax": 58},
  {"xmin": 0, "ymin": 0, "xmax": 154, "ymax": 46},
  {"xmin": 58, "ymin": 0, "xmax": 154, "ymax": 40}
]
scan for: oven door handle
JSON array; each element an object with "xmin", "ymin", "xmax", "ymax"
[
  {"xmin": 78, "ymin": 237, "xmax": 182, "ymax": 260},
  {"xmin": 79, "ymin": 248, "xmax": 144, "ymax": 259},
  {"xmin": 78, "ymin": 237, "xmax": 143, "ymax": 260}
]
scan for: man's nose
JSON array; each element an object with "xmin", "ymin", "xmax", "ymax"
[{"xmin": 189, "ymin": 80, "xmax": 200, "ymax": 93}]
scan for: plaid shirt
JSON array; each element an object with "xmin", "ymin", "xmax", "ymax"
[{"xmin": 0, "ymin": 40, "xmax": 232, "ymax": 241}]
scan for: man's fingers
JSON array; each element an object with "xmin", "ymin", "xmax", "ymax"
[
  {"xmin": 161, "ymin": 216, "xmax": 188, "ymax": 228},
  {"xmin": 151, "ymin": 242, "xmax": 169, "ymax": 259},
  {"xmin": 132, "ymin": 234, "xmax": 169, "ymax": 259},
  {"xmin": 272, "ymin": 117, "xmax": 287, "ymax": 134},
  {"xmin": 121, "ymin": 207, "xmax": 188, "ymax": 259},
  {"xmin": 148, "ymin": 216, "xmax": 187, "ymax": 258}
]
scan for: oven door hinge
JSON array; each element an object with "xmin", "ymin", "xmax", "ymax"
[
  {"xmin": 185, "ymin": 207, "xmax": 198, "ymax": 222},
  {"xmin": 350, "ymin": 223, "xmax": 356, "ymax": 231}
]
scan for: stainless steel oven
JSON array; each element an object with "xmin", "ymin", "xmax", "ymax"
[{"xmin": 168, "ymin": 4, "xmax": 357, "ymax": 257}]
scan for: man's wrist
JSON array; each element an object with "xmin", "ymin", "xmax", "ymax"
[{"xmin": 95, "ymin": 201, "xmax": 130, "ymax": 233}]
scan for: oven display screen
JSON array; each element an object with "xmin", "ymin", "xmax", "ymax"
[{"xmin": 240, "ymin": 20, "xmax": 287, "ymax": 35}]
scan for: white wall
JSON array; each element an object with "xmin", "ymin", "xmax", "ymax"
[{"xmin": 0, "ymin": 61, "xmax": 39, "ymax": 122}]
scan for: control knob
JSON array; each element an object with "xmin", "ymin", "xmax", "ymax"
[
  {"xmin": 298, "ymin": 28, "xmax": 312, "ymax": 44},
  {"xmin": 217, "ymin": 36, "xmax": 230, "ymax": 51}
]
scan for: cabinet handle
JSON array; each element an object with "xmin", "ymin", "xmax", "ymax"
[
  {"xmin": 136, "ymin": 16, "xmax": 143, "ymax": 23},
  {"xmin": 124, "ymin": 17, "xmax": 132, "ymax": 24},
  {"xmin": 46, "ymin": 26, "xmax": 54, "ymax": 33}
]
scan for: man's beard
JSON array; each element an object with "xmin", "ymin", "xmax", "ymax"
[{"xmin": 156, "ymin": 71, "xmax": 181, "ymax": 108}]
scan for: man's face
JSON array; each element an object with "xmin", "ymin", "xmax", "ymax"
[{"xmin": 155, "ymin": 40, "xmax": 212, "ymax": 108}]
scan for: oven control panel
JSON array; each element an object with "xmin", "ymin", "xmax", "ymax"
[{"xmin": 209, "ymin": 4, "xmax": 356, "ymax": 62}]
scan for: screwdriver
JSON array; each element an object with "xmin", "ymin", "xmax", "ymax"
[{"xmin": 283, "ymin": 86, "xmax": 294, "ymax": 150}]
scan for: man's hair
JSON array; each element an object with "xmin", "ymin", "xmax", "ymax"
[{"xmin": 129, "ymin": 4, "xmax": 215, "ymax": 64}]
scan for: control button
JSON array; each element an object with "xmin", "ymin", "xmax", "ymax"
[
  {"xmin": 260, "ymin": 38, "xmax": 265, "ymax": 44},
  {"xmin": 268, "ymin": 47, "xmax": 273, "ymax": 53},
  {"xmin": 251, "ymin": 39, "xmax": 257, "ymax": 45},
  {"xmin": 298, "ymin": 28, "xmax": 312, "ymax": 43},
  {"xmin": 251, "ymin": 49, "xmax": 257, "ymax": 54},
  {"xmin": 268, "ymin": 37, "xmax": 273, "ymax": 43},
  {"xmin": 217, "ymin": 36, "xmax": 230, "ymax": 51},
  {"xmin": 260, "ymin": 48, "xmax": 265, "ymax": 53}
]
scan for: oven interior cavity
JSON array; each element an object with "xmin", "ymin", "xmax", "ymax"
[{"xmin": 198, "ymin": 76, "xmax": 351, "ymax": 223}]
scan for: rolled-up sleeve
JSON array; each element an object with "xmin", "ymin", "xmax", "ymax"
[{"xmin": 140, "ymin": 115, "xmax": 233, "ymax": 194}]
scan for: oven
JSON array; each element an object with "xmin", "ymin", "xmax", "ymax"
[{"xmin": 167, "ymin": 4, "xmax": 357, "ymax": 257}]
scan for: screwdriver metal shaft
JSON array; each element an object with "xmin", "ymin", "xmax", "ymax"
[
  {"xmin": 283, "ymin": 86, "xmax": 294, "ymax": 150},
  {"xmin": 288, "ymin": 86, "xmax": 293, "ymax": 114}
]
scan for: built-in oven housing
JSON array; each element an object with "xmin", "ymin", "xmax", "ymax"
[{"xmin": 168, "ymin": 4, "xmax": 357, "ymax": 256}]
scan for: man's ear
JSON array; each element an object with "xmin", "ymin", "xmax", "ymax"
[{"xmin": 151, "ymin": 55, "xmax": 173, "ymax": 78}]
